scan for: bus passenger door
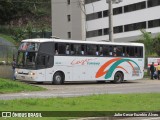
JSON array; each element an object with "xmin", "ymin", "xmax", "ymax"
[{"xmin": 36, "ymin": 54, "xmax": 46, "ymax": 81}]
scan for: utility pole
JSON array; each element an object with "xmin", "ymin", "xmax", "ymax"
[
  {"xmin": 106, "ymin": 0, "xmax": 123, "ymax": 42},
  {"xmin": 108, "ymin": 0, "xmax": 113, "ymax": 42}
]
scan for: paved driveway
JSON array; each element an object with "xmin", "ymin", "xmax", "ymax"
[{"xmin": 0, "ymin": 79, "xmax": 160, "ymax": 100}]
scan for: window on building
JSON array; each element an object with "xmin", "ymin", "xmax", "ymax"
[
  {"xmin": 85, "ymin": 0, "xmax": 100, "ymax": 4},
  {"xmin": 148, "ymin": 19, "xmax": 160, "ymax": 28},
  {"xmin": 134, "ymin": 22, "xmax": 146, "ymax": 30},
  {"xmin": 114, "ymin": 26, "xmax": 123, "ymax": 34},
  {"xmin": 124, "ymin": 1, "xmax": 146, "ymax": 13},
  {"xmin": 86, "ymin": 29, "xmax": 102, "ymax": 38},
  {"xmin": 124, "ymin": 22, "xmax": 146, "ymax": 32},
  {"xmin": 148, "ymin": 0, "xmax": 160, "ymax": 8},
  {"xmin": 86, "ymin": 11, "xmax": 102, "ymax": 21},
  {"xmin": 103, "ymin": 28, "xmax": 109, "ymax": 35},
  {"xmin": 103, "ymin": 10, "xmax": 108, "ymax": 17},
  {"xmin": 68, "ymin": 32, "xmax": 71, "ymax": 39},
  {"xmin": 113, "ymin": 7, "xmax": 122, "ymax": 15},
  {"xmin": 67, "ymin": 0, "xmax": 70, "ymax": 5},
  {"xmin": 67, "ymin": 15, "xmax": 71, "ymax": 22}
]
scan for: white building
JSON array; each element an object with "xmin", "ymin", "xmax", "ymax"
[
  {"xmin": 85, "ymin": 0, "xmax": 160, "ymax": 42},
  {"xmin": 52, "ymin": 0, "xmax": 160, "ymax": 42},
  {"xmin": 51, "ymin": 0, "xmax": 85, "ymax": 40}
]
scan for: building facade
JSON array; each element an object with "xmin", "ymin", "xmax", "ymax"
[
  {"xmin": 52, "ymin": 0, "xmax": 160, "ymax": 42},
  {"xmin": 51, "ymin": 0, "xmax": 85, "ymax": 40},
  {"xmin": 85, "ymin": 0, "xmax": 160, "ymax": 42}
]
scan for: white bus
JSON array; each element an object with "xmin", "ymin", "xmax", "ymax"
[{"xmin": 15, "ymin": 38, "xmax": 144, "ymax": 84}]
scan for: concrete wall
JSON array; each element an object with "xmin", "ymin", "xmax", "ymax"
[
  {"xmin": 0, "ymin": 65, "xmax": 12, "ymax": 79},
  {"xmin": 52, "ymin": 0, "xmax": 83, "ymax": 40}
]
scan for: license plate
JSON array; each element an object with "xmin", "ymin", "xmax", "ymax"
[{"xmin": 21, "ymin": 76, "xmax": 25, "ymax": 79}]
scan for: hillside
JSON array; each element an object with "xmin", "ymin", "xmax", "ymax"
[{"xmin": 0, "ymin": 0, "xmax": 51, "ymax": 29}]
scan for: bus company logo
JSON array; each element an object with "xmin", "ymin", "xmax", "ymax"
[
  {"xmin": 71, "ymin": 58, "xmax": 97, "ymax": 65},
  {"xmin": 96, "ymin": 58, "xmax": 140, "ymax": 79}
]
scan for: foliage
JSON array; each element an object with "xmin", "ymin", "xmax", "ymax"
[
  {"xmin": 153, "ymin": 34, "xmax": 160, "ymax": 56},
  {"xmin": 0, "ymin": 0, "xmax": 51, "ymax": 26},
  {"xmin": 11, "ymin": 28, "xmax": 26, "ymax": 43},
  {"xmin": 0, "ymin": 0, "xmax": 51, "ymax": 44},
  {"xmin": 139, "ymin": 29, "xmax": 154, "ymax": 56},
  {"xmin": 140, "ymin": 29, "xmax": 160, "ymax": 57}
]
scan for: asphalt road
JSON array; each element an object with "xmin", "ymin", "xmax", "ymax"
[
  {"xmin": 0, "ymin": 79, "xmax": 160, "ymax": 100},
  {"xmin": 0, "ymin": 79, "xmax": 160, "ymax": 120}
]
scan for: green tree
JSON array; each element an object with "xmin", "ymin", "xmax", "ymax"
[
  {"xmin": 0, "ymin": 0, "xmax": 51, "ymax": 25},
  {"xmin": 139, "ymin": 29, "xmax": 154, "ymax": 56},
  {"xmin": 139, "ymin": 29, "xmax": 160, "ymax": 57},
  {"xmin": 153, "ymin": 34, "xmax": 160, "ymax": 56},
  {"xmin": 12, "ymin": 28, "xmax": 26, "ymax": 44},
  {"xmin": 0, "ymin": 1, "xmax": 15, "ymax": 24}
]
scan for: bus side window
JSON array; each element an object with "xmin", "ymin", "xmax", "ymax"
[
  {"xmin": 58, "ymin": 43, "xmax": 66, "ymax": 54},
  {"xmin": 139, "ymin": 47, "xmax": 143, "ymax": 58},
  {"xmin": 129, "ymin": 47, "xmax": 134, "ymax": 57},
  {"xmin": 99, "ymin": 46, "xmax": 103, "ymax": 56},
  {"xmin": 102, "ymin": 45, "xmax": 109, "ymax": 56},
  {"xmin": 55, "ymin": 43, "xmax": 58, "ymax": 55},
  {"xmin": 87, "ymin": 44, "xmax": 97, "ymax": 55},
  {"xmin": 109, "ymin": 46, "xmax": 113, "ymax": 56},
  {"xmin": 115, "ymin": 46, "xmax": 122, "ymax": 56},
  {"xmin": 81, "ymin": 45, "xmax": 86, "ymax": 55},
  {"xmin": 122, "ymin": 47, "xmax": 125, "ymax": 56},
  {"xmin": 126, "ymin": 47, "xmax": 130, "ymax": 57},
  {"xmin": 73, "ymin": 44, "xmax": 81, "ymax": 55},
  {"xmin": 71, "ymin": 44, "xmax": 75, "ymax": 55},
  {"xmin": 66, "ymin": 44, "xmax": 70, "ymax": 55}
]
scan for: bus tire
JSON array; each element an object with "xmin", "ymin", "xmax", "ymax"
[
  {"xmin": 113, "ymin": 71, "xmax": 123, "ymax": 83},
  {"xmin": 52, "ymin": 72, "xmax": 64, "ymax": 85},
  {"xmin": 37, "ymin": 82, "xmax": 43, "ymax": 84},
  {"xmin": 97, "ymin": 81, "xmax": 106, "ymax": 83}
]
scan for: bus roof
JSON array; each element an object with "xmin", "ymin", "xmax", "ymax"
[{"xmin": 22, "ymin": 38, "xmax": 144, "ymax": 47}]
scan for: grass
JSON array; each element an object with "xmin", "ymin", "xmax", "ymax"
[
  {"xmin": 0, "ymin": 78, "xmax": 46, "ymax": 93},
  {"xmin": 144, "ymin": 71, "xmax": 149, "ymax": 78},
  {"xmin": 1, "ymin": 93, "xmax": 159, "ymax": 111},
  {"xmin": 0, "ymin": 93, "xmax": 160, "ymax": 120},
  {"xmin": 0, "ymin": 33, "xmax": 17, "ymax": 45}
]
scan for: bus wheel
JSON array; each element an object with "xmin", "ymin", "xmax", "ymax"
[
  {"xmin": 97, "ymin": 81, "xmax": 106, "ymax": 83},
  {"xmin": 113, "ymin": 72, "xmax": 123, "ymax": 83},
  {"xmin": 52, "ymin": 72, "xmax": 64, "ymax": 85}
]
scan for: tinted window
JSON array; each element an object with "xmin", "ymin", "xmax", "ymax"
[
  {"xmin": 148, "ymin": 19, "xmax": 160, "ymax": 28},
  {"xmin": 71, "ymin": 44, "xmax": 86, "ymax": 55},
  {"xmin": 148, "ymin": 0, "xmax": 160, "ymax": 8},
  {"xmin": 39, "ymin": 42, "xmax": 54, "ymax": 55},
  {"xmin": 87, "ymin": 45, "xmax": 98, "ymax": 55},
  {"xmin": 124, "ymin": 1, "xmax": 146, "ymax": 13}
]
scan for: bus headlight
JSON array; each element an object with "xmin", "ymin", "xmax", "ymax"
[
  {"xmin": 15, "ymin": 71, "xmax": 18, "ymax": 74},
  {"xmin": 30, "ymin": 72, "xmax": 35, "ymax": 75}
]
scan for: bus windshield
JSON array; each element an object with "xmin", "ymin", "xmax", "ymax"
[
  {"xmin": 16, "ymin": 42, "xmax": 40, "ymax": 69},
  {"xmin": 17, "ymin": 51, "xmax": 37, "ymax": 69},
  {"xmin": 18, "ymin": 42, "xmax": 40, "ymax": 51}
]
